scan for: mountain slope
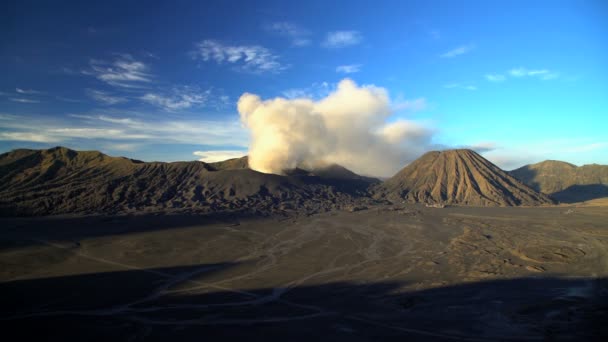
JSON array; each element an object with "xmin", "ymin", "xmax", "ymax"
[
  {"xmin": 510, "ymin": 160, "xmax": 608, "ymax": 203},
  {"xmin": 377, "ymin": 149, "xmax": 553, "ymax": 206},
  {"xmin": 0, "ymin": 147, "xmax": 374, "ymax": 216},
  {"xmin": 208, "ymin": 156, "xmax": 249, "ymax": 171}
]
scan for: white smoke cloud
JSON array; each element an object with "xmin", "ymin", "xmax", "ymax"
[
  {"xmin": 237, "ymin": 79, "xmax": 433, "ymax": 177},
  {"xmin": 193, "ymin": 150, "xmax": 246, "ymax": 163}
]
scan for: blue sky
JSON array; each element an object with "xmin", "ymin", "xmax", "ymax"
[{"xmin": 1, "ymin": 0, "xmax": 607, "ymax": 172}]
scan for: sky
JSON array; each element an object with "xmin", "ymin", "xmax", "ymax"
[{"xmin": 1, "ymin": 0, "xmax": 607, "ymax": 175}]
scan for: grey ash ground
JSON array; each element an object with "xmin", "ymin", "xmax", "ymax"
[
  {"xmin": 2, "ymin": 147, "xmax": 608, "ymax": 340},
  {"xmin": 2, "ymin": 204, "xmax": 607, "ymax": 341}
]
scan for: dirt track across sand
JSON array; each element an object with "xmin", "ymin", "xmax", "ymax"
[{"xmin": 1, "ymin": 204, "xmax": 607, "ymax": 340}]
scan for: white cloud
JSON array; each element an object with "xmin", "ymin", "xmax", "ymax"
[
  {"xmin": 0, "ymin": 132, "xmax": 60, "ymax": 143},
  {"xmin": 465, "ymin": 142, "xmax": 498, "ymax": 153},
  {"xmin": 98, "ymin": 115, "xmax": 138, "ymax": 125},
  {"xmin": 336, "ymin": 64, "xmax": 362, "ymax": 74},
  {"xmin": 509, "ymin": 67, "xmax": 529, "ymax": 77},
  {"xmin": 192, "ymin": 40, "xmax": 286, "ymax": 73},
  {"xmin": 0, "ymin": 112, "xmax": 248, "ymax": 148},
  {"xmin": 0, "ymin": 113, "xmax": 18, "ymax": 120},
  {"xmin": 444, "ymin": 83, "xmax": 477, "ymax": 91},
  {"xmin": 509, "ymin": 67, "xmax": 559, "ymax": 80},
  {"xmin": 86, "ymin": 89, "xmax": 128, "ymax": 105},
  {"xmin": 265, "ymin": 22, "xmax": 311, "ymax": 47},
  {"xmin": 85, "ymin": 54, "xmax": 152, "ymax": 88},
  {"xmin": 281, "ymin": 88, "xmax": 311, "ymax": 99},
  {"xmin": 322, "ymin": 31, "xmax": 362, "ymax": 48},
  {"xmin": 281, "ymin": 82, "xmax": 337, "ymax": 99},
  {"xmin": 440, "ymin": 44, "xmax": 474, "ymax": 58},
  {"xmin": 47, "ymin": 127, "xmax": 151, "ymax": 140},
  {"xmin": 193, "ymin": 150, "xmax": 246, "ymax": 163},
  {"xmin": 104, "ymin": 143, "xmax": 140, "ymax": 152},
  {"xmin": 485, "ymin": 73, "xmax": 506, "ymax": 82},
  {"xmin": 485, "ymin": 67, "xmax": 560, "ymax": 83},
  {"xmin": 141, "ymin": 86, "xmax": 208, "ymax": 111},
  {"xmin": 281, "ymin": 82, "xmax": 333, "ymax": 100},
  {"xmin": 10, "ymin": 98, "xmax": 40, "ymax": 103},
  {"xmin": 392, "ymin": 97, "xmax": 427, "ymax": 112},
  {"xmin": 381, "ymin": 121, "xmax": 433, "ymax": 145},
  {"xmin": 56, "ymin": 96, "xmax": 83, "ymax": 103},
  {"xmin": 16, "ymin": 88, "xmax": 43, "ymax": 94}
]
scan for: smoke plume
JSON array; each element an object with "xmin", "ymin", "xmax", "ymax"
[{"xmin": 238, "ymin": 79, "xmax": 432, "ymax": 177}]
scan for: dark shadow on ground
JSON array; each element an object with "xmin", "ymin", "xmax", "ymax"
[
  {"xmin": 0, "ymin": 211, "xmax": 278, "ymax": 251},
  {"xmin": 552, "ymin": 184, "xmax": 608, "ymax": 203},
  {"xmin": 1, "ymin": 263, "xmax": 606, "ymax": 341}
]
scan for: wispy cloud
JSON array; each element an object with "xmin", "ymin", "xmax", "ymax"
[
  {"xmin": 56, "ymin": 96, "xmax": 84, "ymax": 103},
  {"xmin": 85, "ymin": 54, "xmax": 152, "ymax": 88},
  {"xmin": 464, "ymin": 142, "xmax": 498, "ymax": 153},
  {"xmin": 281, "ymin": 81, "xmax": 333, "ymax": 100},
  {"xmin": 485, "ymin": 73, "xmax": 506, "ymax": 82},
  {"xmin": 336, "ymin": 64, "xmax": 362, "ymax": 74},
  {"xmin": 444, "ymin": 83, "xmax": 477, "ymax": 91},
  {"xmin": 10, "ymin": 98, "xmax": 40, "ymax": 103},
  {"xmin": 103, "ymin": 143, "xmax": 141, "ymax": 152},
  {"xmin": 192, "ymin": 40, "xmax": 287, "ymax": 73},
  {"xmin": 0, "ymin": 131, "xmax": 60, "ymax": 142},
  {"xmin": 98, "ymin": 115, "xmax": 138, "ymax": 125},
  {"xmin": 322, "ymin": 31, "xmax": 362, "ymax": 48},
  {"xmin": 265, "ymin": 22, "xmax": 311, "ymax": 47},
  {"xmin": 193, "ymin": 150, "xmax": 246, "ymax": 162},
  {"xmin": 86, "ymin": 89, "xmax": 128, "ymax": 105},
  {"xmin": 392, "ymin": 97, "xmax": 427, "ymax": 112},
  {"xmin": 509, "ymin": 67, "xmax": 559, "ymax": 80},
  {"xmin": 0, "ymin": 112, "xmax": 247, "ymax": 147},
  {"xmin": 141, "ymin": 86, "xmax": 208, "ymax": 111},
  {"xmin": 47, "ymin": 127, "xmax": 150, "ymax": 140},
  {"xmin": 484, "ymin": 67, "xmax": 560, "ymax": 83},
  {"xmin": 16, "ymin": 88, "xmax": 44, "ymax": 95},
  {"xmin": 440, "ymin": 44, "xmax": 474, "ymax": 58}
]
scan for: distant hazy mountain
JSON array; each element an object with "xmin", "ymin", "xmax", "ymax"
[
  {"xmin": 376, "ymin": 149, "xmax": 553, "ymax": 206},
  {"xmin": 510, "ymin": 160, "xmax": 608, "ymax": 203},
  {"xmin": 0, "ymin": 147, "xmax": 375, "ymax": 216}
]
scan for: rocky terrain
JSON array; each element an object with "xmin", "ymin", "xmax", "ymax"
[
  {"xmin": 376, "ymin": 149, "xmax": 553, "ymax": 206},
  {"xmin": 0, "ymin": 147, "xmax": 376, "ymax": 217},
  {"xmin": 8, "ymin": 147, "xmax": 608, "ymax": 217},
  {"xmin": 511, "ymin": 160, "xmax": 608, "ymax": 203}
]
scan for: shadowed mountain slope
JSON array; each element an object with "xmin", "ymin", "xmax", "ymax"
[
  {"xmin": 376, "ymin": 149, "xmax": 553, "ymax": 206},
  {"xmin": 510, "ymin": 160, "xmax": 608, "ymax": 203},
  {"xmin": 0, "ymin": 147, "xmax": 375, "ymax": 216}
]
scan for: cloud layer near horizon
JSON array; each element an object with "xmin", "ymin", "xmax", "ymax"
[{"xmin": 237, "ymin": 79, "xmax": 432, "ymax": 177}]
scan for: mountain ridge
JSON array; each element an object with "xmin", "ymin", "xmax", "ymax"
[
  {"xmin": 510, "ymin": 160, "xmax": 608, "ymax": 203},
  {"xmin": 0, "ymin": 147, "xmax": 375, "ymax": 216},
  {"xmin": 0, "ymin": 146, "xmax": 562, "ymax": 216}
]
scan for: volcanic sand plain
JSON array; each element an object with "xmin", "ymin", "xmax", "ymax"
[{"xmin": 1, "ymin": 204, "xmax": 607, "ymax": 341}]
